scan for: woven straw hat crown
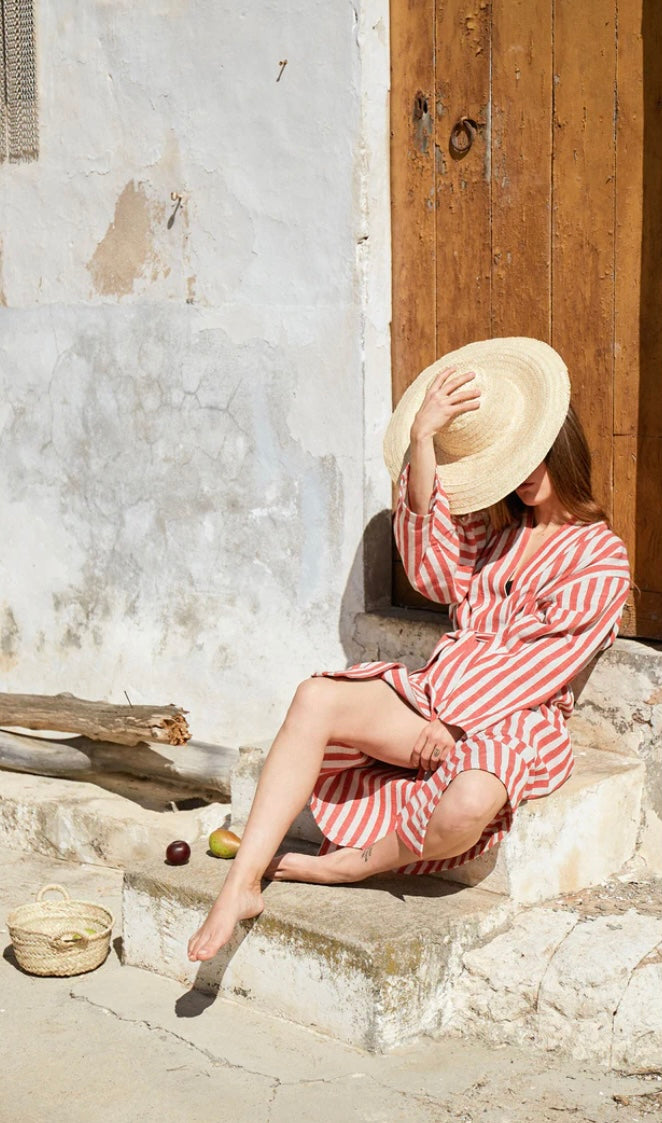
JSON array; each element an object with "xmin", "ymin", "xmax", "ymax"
[{"xmin": 383, "ymin": 337, "xmax": 571, "ymax": 514}]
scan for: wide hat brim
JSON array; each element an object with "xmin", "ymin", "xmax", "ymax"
[{"xmin": 383, "ymin": 337, "xmax": 571, "ymax": 515}]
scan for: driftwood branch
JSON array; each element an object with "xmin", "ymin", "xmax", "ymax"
[
  {"xmin": 0, "ymin": 729, "xmax": 233, "ymax": 799},
  {"xmin": 0, "ymin": 692, "xmax": 190, "ymax": 747}
]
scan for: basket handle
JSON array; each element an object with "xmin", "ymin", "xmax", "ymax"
[
  {"xmin": 37, "ymin": 884, "xmax": 71, "ymax": 902},
  {"xmin": 51, "ymin": 931, "xmax": 89, "ymax": 949}
]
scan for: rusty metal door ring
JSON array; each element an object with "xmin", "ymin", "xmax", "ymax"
[{"xmin": 449, "ymin": 117, "xmax": 478, "ymax": 159}]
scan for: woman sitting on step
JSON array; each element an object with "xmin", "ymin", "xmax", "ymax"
[{"xmin": 188, "ymin": 338, "xmax": 631, "ymax": 964}]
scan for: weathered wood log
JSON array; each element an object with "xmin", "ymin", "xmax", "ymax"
[
  {"xmin": 0, "ymin": 692, "xmax": 190, "ymax": 747},
  {"xmin": 0, "ymin": 729, "xmax": 234, "ymax": 799}
]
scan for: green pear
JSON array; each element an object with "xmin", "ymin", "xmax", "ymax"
[{"xmin": 208, "ymin": 827, "xmax": 241, "ymax": 858}]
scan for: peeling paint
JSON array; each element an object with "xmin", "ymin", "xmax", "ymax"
[
  {"xmin": 87, "ymin": 181, "xmax": 165, "ymax": 297},
  {"xmin": 1, "ymin": 606, "xmax": 20, "ymax": 667},
  {"xmin": 646, "ymin": 760, "xmax": 662, "ymax": 819},
  {"xmin": 0, "ymin": 242, "xmax": 6, "ymax": 307}
]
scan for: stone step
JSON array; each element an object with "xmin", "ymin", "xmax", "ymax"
[
  {"xmin": 121, "ymin": 849, "xmax": 512, "ymax": 1052},
  {"xmin": 0, "ymin": 769, "xmax": 230, "ymax": 867},
  {"xmin": 232, "ymin": 740, "xmax": 645, "ymax": 905},
  {"xmin": 434, "ymin": 742, "xmax": 644, "ymax": 902}
]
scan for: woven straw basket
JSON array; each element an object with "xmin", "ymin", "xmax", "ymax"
[{"xmin": 7, "ymin": 884, "xmax": 114, "ymax": 977}]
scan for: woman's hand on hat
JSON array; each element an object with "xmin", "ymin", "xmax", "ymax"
[
  {"xmin": 409, "ymin": 717, "xmax": 459, "ymax": 772},
  {"xmin": 410, "ymin": 365, "xmax": 481, "ymax": 443}
]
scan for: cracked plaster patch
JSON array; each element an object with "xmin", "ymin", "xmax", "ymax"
[
  {"xmin": 448, "ymin": 907, "xmax": 579, "ymax": 1042},
  {"xmin": 447, "ymin": 902, "xmax": 662, "ymax": 1068},
  {"xmin": 0, "ymin": 241, "xmax": 6, "ymax": 306},
  {"xmin": 87, "ymin": 180, "xmax": 166, "ymax": 297},
  {"xmin": 1, "ymin": 605, "xmax": 20, "ymax": 667}
]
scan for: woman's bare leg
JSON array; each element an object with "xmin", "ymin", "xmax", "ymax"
[
  {"xmin": 187, "ymin": 678, "xmax": 429, "ymax": 962},
  {"xmin": 267, "ymin": 769, "xmax": 508, "ymax": 884}
]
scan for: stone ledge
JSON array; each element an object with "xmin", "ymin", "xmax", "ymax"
[
  {"xmin": 352, "ymin": 608, "xmax": 451, "ymax": 669},
  {"xmin": 434, "ymin": 747, "xmax": 644, "ymax": 901},
  {"xmin": 0, "ymin": 770, "xmax": 230, "ymax": 868},
  {"xmin": 446, "ymin": 880, "xmax": 662, "ymax": 1068},
  {"xmin": 352, "ymin": 610, "xmax": 662, "ymax": 684},
  {"xmin": 121, "ymin": 849, "xmax": 511, "ymax": 1051}
]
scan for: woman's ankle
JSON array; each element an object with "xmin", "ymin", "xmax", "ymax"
[{"xmin": 220, "ymin": 863, "xmax": 264, "ymax": 895}]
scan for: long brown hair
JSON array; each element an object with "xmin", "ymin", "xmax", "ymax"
[{"xmin": 488, "ymin": 404, "xmax": 609, "ymax": 531}]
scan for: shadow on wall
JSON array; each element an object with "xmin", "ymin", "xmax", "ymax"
[{"xmin": 338, "ymin": 508, "xmax": 393, "ymax": 666}]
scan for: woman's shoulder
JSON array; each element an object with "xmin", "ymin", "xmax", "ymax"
[{"xmin": 571, "ymin": 518, "xmax": 630, "ymax": 570}]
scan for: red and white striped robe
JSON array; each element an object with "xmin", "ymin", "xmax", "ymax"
[{"xmin": 311, "ymin": 467, "xmax": 631, "ymax": 874}]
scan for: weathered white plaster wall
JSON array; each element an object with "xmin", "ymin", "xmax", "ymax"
[{"xmin": 0, "ymin": 0, "xmax": 392, "ymax": 744}]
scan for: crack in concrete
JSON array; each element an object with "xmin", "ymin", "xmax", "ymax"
[
  {"xmin": 609, "ymin": 936, "xmax": 662, "ymax": 1069},
  {"xmin": 264, "ymin": 1075, "xmax": 283, "ymax": 1122},
  {"xmin": 532, "ymin": 911, "xmax": 582, "ymax": 1024},
  {"xmin": 70, "ymin": 990, "xmax": 441, "ymax": 1112},
  {"xmin": 69, "ymin": 990, "xmax": 450, "ymax": 1112},
  {"xmin": 68, "ymin": 989, "xmax": 278, "ymax": 1086},
  {"xmin": 268, "ymin": 1068, "xmax": 445, "ymax": 1114}
]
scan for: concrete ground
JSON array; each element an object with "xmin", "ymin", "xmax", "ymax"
[{"xmin": 3, "ymin": 849, "xmax": 662, "ymax": 1123}]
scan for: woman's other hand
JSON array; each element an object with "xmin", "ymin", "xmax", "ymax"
[
  {"xmin": 407, "ymin": 366, "xmax": 480, "ymax": 514},
  {"xmin": 409, "ymin": 718, "xmax": 463, "ymax": 772}
]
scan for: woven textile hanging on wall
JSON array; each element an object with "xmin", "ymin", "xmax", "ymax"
[{"xmin": 0, "ymin": 0, "xmax": 38, "ymax": 162}]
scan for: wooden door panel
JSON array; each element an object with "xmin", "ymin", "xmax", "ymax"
[
  {"xmin": 636, "ymin": 437, "xmax": 662, "ymax": 589},
  {"xmin": 390, "ymin": 1, "xmax": 437, "ymax": 608},
  {"xmin": 634, "ymin": 0, "xmax": 662, "ymax": 637},
  {"xmin": 614, "ymin": 0, "xmax": 644, "ymax": 442},
  {"xmin": 640, "ymin": 0, "xmax": 662, "ymax": 440},
  {"xmin": 613, "ymin": 0, "xmax": 643, "ymax": 627},
  {"xmin": 491, "ymin": 0, "xmax": 553, "ymax": 339},
  {"xmin": 434, "ymin": 0, "xmax": 491, "ymax": 352},
  {"xmin": 551, "ymin": 0, "xmax": 616, "ymax": 521},
  {"xmin": 390, "ymin": 0, "xmax": 437, "ymax": 407},
  {"xmin": 613, "ymin": 0, "xmax": 662, "ymax": 636},
  {"xmin": 613, "ymin": 433, "xmax": 637, "ymax": 633}
]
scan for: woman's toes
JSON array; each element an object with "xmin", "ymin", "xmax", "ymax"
[
  {"xmin": 187, "ymin": 887, "xmax": 265, "ymax": 961},
  {"xmin": 187, "ymin": 919, "xmax": 225, "ymax": 961}
]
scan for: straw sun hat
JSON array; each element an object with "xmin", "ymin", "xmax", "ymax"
[{"xmin": 383, "ymin": 337, "xmax": 571, "ymax": 515}]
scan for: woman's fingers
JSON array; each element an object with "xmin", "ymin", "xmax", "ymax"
[
  {"xmin": 409, "ymin": 727, "xmax": 427, "ymax": 770},
  {"xmin": 422, "ymin": 372, "xmax": 480, "ymax": 420},
  {"xmin": 446, "ymin": 370, "xmax": 478, "ymax": 396},
  {"xmin": 410, "ymin": 720, "xmax": 455, "ymax": 772},
  {"xmin": 427, "ymin": 741, "xmax": 452, "ymax": 769},
  {"xmin": 450, "ymin": 381, "xmax": 481, "ymax": 404},
  {"xmin": 413, "ymin": 369, "xmax": 481, "ymax": 442},
  {"xmin": 448, "ymin": 392, "xmax": 481, "ymax": 415},
  {"xmin": 428, "ymin": 364, "xmax": 457, "ymax": 392},
  {"xmin": 426, "ymin": 368, "xmax": 475, "ymax": 399},
  {"xmin": 410, "ymin": 728, "xmax": 437, "ymax": 771}
]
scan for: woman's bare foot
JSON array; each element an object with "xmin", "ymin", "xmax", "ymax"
[
  {"xmin": 266, "ymin": 847, "xmax": 368, "ymax": 885},
  {"xmin": 187, "ymin": 880, "xmax": 264, "ymax": 962}
]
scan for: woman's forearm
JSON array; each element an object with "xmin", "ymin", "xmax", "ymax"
[
  {"xmin": 404, "ymin": 363, "xmax": 479, "ymax": 514},
  {"xmin": 407, "ymin": 432, "xmax": 438, "ymax": 514}
]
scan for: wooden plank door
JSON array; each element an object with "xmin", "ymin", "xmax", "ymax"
[{"xmin": 390, "ymin": 0, "xmax": 662, "ymax": 638}]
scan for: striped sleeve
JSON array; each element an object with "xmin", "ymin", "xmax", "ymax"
[
  {"xmin": 439, "ymin": 547, "xmax": 631, "ymax": 736},
  {"xmin": 393, "ymin": 466, "xmax": 492, "ymax": 605}
]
